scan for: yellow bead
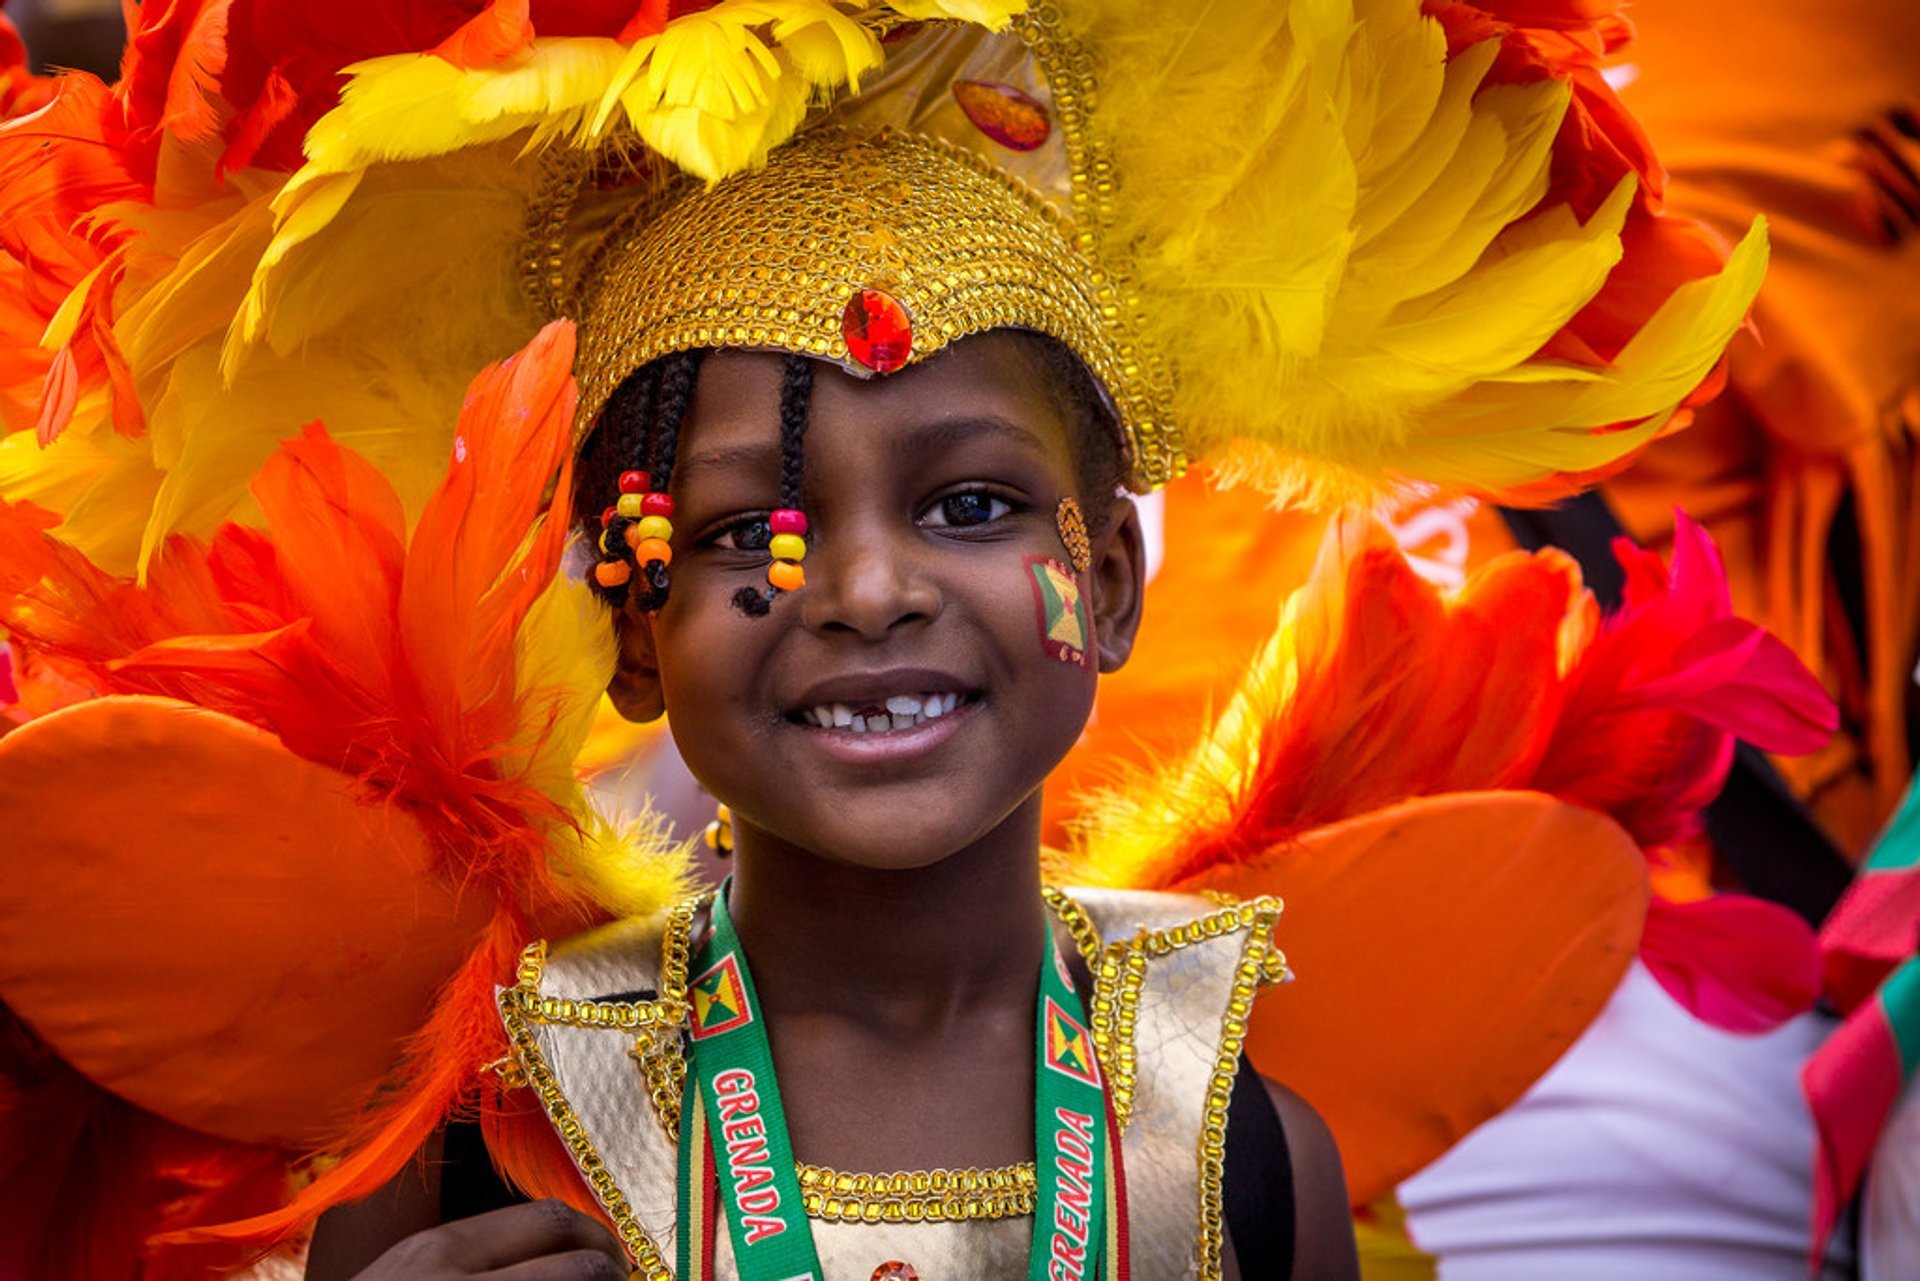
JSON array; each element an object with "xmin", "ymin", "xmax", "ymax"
[
  {"xmin": 768, "ymin": 532, "xmax": 807, "ymax": 563},
  {"xmin": 633, "ymin": 538, "xmax": 672, "ymax": 566},
  {"xmin": 768, "ymin": 560, "xmax": 805, "ymax": 592},
  {"xmin": 636, "ymin": 515, "xmax": 674, "ymax": 542},
  {"xmin": 616, "ymin": 493, "xmax": 647, "ymax": 519}
]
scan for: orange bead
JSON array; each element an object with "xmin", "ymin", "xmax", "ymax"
[
  {"xmin": 593, "ymin": 559, "xmax": 632, "ymax": 588},
  {"xmin": 768, "ymin": 560, "xmax": 805, "ymax": 592},
  {"xmin": 633, "ymin": 537, "xmax": 673, "ymax": 566}
]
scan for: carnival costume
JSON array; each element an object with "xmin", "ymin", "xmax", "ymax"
[{"xmin": 0, "ymin": 1, "xmax": 1840, "ymax": 1277}]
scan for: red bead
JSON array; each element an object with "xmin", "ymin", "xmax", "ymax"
[
  {"xmin": 641, "ymin": 492, "xmax": 674, "ymax": 517},
  {"xmin": 842, "ymin": 288, "xmax": 913, "ymax": 374},
  {"xmin": 870, "ymin": 1264, "xmax": 919, "ymax": 1281},
  {"xmin": 769, "ymin": 508, "xmax": 808, "ymax": 536},
  {"xmin": 952, "ymin": 80, "xmax": 1052, "ymax": 152},
  {"xmin": 618, "ymin": 470, "xmax": 651, "ymax": 494},
  {"xmin": 600, "ymin": 505, "xmax": 617, "ymax": 528}
]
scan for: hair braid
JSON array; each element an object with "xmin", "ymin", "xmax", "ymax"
[
  {"xmin": 732, "ymin": 354, "xmax": 815, "ymax": 617},
  {"xmin": 776, "ymin": 354, "xmax": 813, "ymax": 512},
  {"xmin": 631, "ymin": 349, "xmax": 705, "ymax": 611}
]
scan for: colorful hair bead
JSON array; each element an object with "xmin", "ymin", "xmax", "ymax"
[
  {"xmin": 594, "ymin": 559, "xmax": 632, "ymax": 588},
  {"xmin": 766, "ymin": 508, "xmax": 808, "ymax": 593},
  {"xmin": 618, "ymin": 470, "xmax": 651, "ymax": 494},
  {"xmin": 641, "ymin": 493, "xmax": 674, "ymax": 518},
  {"xmin": 616, "ymin": 492, "xmax": 647, "ymax": 519}
]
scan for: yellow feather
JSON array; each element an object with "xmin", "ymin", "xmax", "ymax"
[
  {"xmin": 0, "ymin": 412, "xmax": 165, "ymax": 574},
  {"xmin": 38, "ymin": 261, "xmax": 106, "ymax": 351},
  {"xmin": 1401, "ymin": 219, "xmax": 1770, "ymax": 486},
  {"xmin": 509, "ymin": 570, "xmax": 620, "ymax": 805},
  {"xmin": 1070, "ymin": 0, "xmax": 1761, "ymax": 507},
  {"xmin": 229, "ymin": 169, "xmax": 363, "ymax": 358},
  {"xmin": 301, "ymin": 40, "xmax": 629, "ymax": 179},
  {"xmin": 545, "ymin": 799, "xmax": 696, "ymax": 921}
]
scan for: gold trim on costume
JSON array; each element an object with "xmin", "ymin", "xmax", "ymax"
[
  {"xmin": 797, "ymin": 1161, "xmax": 1038, "ymax": 1224},
  {"xmin": 497, "ymin": 966, "xmax": 675, "ymax": 1280},
  {"xmin": 503, "ymin": 887, "xmax": 1289, "ymax": 1270}
]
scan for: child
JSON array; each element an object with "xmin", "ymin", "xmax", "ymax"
[
  {"xmin": 0, "ymin": 2, "xmax": 1766, "ymax": 1278},
  {"xmin": 309, "ymin": 329, "xmax": 1360, "ymax": 1277}
]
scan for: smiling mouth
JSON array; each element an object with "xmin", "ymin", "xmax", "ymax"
[{"xmin": 790, "ymin": 691, "xmax": 974, "ymax": 733}]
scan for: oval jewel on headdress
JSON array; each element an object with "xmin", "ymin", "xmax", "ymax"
[
  {"xmin": 952, "ymin": 80, "xmax": 1051, "ymax": 152},
  {"xmin": 842, "ymin": 287, "xmax": 914, "ymax": 374}
]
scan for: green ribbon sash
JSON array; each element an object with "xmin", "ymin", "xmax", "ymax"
[{"xmin": 677, "ymin": 885, "xmax": 1125, "ymax": 1281}]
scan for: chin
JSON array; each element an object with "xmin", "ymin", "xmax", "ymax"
[{"xmin": 733, "ymin": 796, "xmax": 1037, "ymax": 877}]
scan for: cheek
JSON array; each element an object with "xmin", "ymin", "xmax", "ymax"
[{"xmin": 1020, "ymin": 555, "xmax": 1098, "ymax": 671}]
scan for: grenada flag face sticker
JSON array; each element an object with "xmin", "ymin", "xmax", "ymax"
[{"xmin": 1026, "ymin": 556, "xmax": 1094, "ymax": 669}]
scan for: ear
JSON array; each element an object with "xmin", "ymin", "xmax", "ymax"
[
  {"xmin": 607, "ymin": 603, "xmax": 668, "ymax": 722},
  {"xmin": 1089, "ymin": 497, "xmax": 1147, "ymax": 673}
]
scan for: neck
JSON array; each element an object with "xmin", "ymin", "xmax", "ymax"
[{"xmin": 725, "ymin": 796, "xmax": 1049, "ymax": 1030}]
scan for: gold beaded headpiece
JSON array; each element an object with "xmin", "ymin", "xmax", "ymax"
[{"xmin": 563, "ymin": 127, "xmax": 1175, "ymax": 485}]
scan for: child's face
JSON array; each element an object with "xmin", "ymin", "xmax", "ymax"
[{"xmin": 611, "ymin": 332, "xmax": 1143, "ymax": 872}]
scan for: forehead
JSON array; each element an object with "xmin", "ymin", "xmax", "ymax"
[{"xmin": 677, "ymin": 332, "xmax": 1076, "ymax": 468}]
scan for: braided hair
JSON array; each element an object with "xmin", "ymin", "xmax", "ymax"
[
  {"xmin": 579, "ymin": 349, "xmax": 815, "ymax": 618},
  {"xmin": 732, "ymin": 354, "xmax": 816, "ymax": 617}
]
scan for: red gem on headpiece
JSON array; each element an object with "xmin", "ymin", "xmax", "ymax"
[
  {"xmin": 842, "ymin": 288, "xmax": 913, "ymax": 374},
  {"xmin": 952, "ymin": 80, "xmax": 1051, "ymax": 153},
  {"xmin": 618, "ymin": 470, "xmax": 651, "ymax": 494}
]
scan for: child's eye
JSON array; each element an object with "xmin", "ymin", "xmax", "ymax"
[
  {"xmin": 921, "ymin": 490, "xmax": 1014, "ymax": 528},
  {"xmin": 713, "ymin": 514, "xmax": 774, "ymax": 552}
]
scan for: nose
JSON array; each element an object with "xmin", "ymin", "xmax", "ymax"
[{"xmin": 796, "ymin": 521, "xmax": 941, "ymax": 640}]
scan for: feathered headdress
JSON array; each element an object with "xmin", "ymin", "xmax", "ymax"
[{"xmin": 0, "ymin": 0, "xmax": 1770, "ymax": 1271}]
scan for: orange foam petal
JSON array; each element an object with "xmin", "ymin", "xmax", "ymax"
[
  {"xmin": 0, "ymin": 696, "xmax": 492, "ymax": 1147},
  {"xmin": 1181, "ymin": 790, "xmax": 1646, "ymax": 1203}
]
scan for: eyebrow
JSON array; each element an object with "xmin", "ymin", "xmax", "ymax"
[
  {"xmin": 901, "ymin": 414, "xmax": 1053, "ymax": 458},
  {"xmin": 675, "ymin": 439, "xmax": 781, "ymax": 479}
]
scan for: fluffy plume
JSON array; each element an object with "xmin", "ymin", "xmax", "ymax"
[
  {"xmin": 1069, "ymin": 0, "xmax": 1766, "ymax": 506},
  {"xmin": 0, "ymin": 325, "xmax": 692, "ymax": 1262},
  {"xmin": 1067, "ymin": 516, "xmax": 1832, "ymax": 889}
]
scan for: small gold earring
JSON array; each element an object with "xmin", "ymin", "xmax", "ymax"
[{"xmin": 1056, "ymin": 497, "xmax": 1092, "ymax": 573}]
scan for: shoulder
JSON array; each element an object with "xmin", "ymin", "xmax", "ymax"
[{"xmin": 1259, "ymin": 1075, "xmax": 1359, "ymax": 1281}]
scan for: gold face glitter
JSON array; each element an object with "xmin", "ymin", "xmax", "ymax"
[{"xmin": 1056, "ymin": 496, "xmax": 1092, "ymax": 574}]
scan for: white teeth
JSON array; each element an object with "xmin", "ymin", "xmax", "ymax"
[{"xmin": 800, "ymin": 692, "xmax": 967, "ymax": 732}]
